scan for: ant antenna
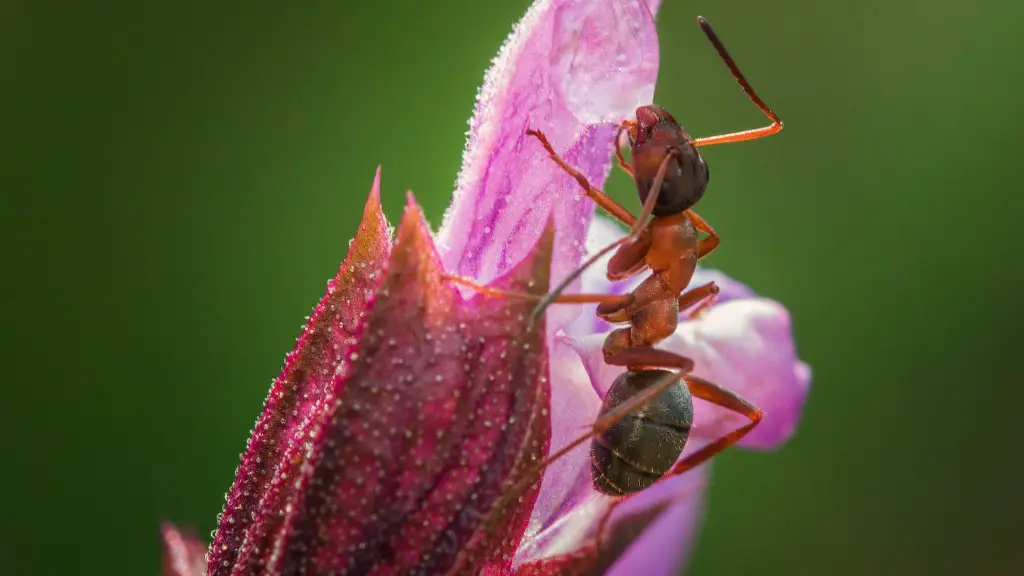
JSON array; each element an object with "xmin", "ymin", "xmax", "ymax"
[{"xmin": 693, "ymin": 16, "xmax": 783, "ymax": 147}]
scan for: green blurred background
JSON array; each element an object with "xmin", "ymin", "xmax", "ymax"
[{"xmin": 3, "ymin": 0, "xmax": 1022, "ymax": 574}]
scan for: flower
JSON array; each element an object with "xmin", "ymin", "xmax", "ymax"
[
  {"xmin": 162, "ymin": 0, "xmax": 810, "ymax": 574},
  {"xmin": 508, "ymin": 215, "xmax": 810, "ymax": 574}
]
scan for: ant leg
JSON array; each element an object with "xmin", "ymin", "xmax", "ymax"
[
  {"xmin": 614, "ymin": 124, "xmax": 635, "ymax": 177},
  {"xmin": 606, "ymin": 229, "xmax": 652, "ymax": 282},
  {"xmin": 603, "ymin": 346, "xmax": 693, "ymax": 372},
  {"xmin": 526, "ymin": 128, "xmax": 638, "ymax": 227},
  {"xmin": 615, "ymin": 145, "xmax": 634, "ymax": 177},
  {"xmin": 665, "ymin": 374, "xmax": 763, "ymax": 476},
  {"xmin": 531, "ymin": 149, "xmax": 676, "ymax": 324},
  {"xmin": 685, "ymin": 209, "xmax": 720, "ymax": 259},
  {"xmin": 677, "ymin": 281, "xmax": 720, "ymax": 320},
  {"xmin": 692, "ymin": 16, "xmax": 783, "ymax": 148},
  {"xmin": 442, "ymin": 274, "xmax": 629, "ymax": 306},
  {"xmin": 605, "ymin": 348, "xmax": 762, "ymax": 473}
]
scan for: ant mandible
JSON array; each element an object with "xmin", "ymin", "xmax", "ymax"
[{"xmin": 445, "ymin": 14, "xmax": 782, "ymax": 508}]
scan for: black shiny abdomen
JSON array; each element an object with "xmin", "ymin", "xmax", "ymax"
[{"xmin": 590, "ymin": 369, "xmax": 694, "ymax": 496}]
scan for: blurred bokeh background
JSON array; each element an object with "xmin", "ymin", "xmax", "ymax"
[{"xmin": 3, "ymin": 0, "xmax": 1022, "ymax": 574}]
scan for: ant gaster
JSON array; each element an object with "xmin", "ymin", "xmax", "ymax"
[{"xmin": 445, "ymin": 14, "xmax": 783, "ymax": 511}]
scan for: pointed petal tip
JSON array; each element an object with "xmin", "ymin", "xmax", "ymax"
[
  {"xmin": 369, "ymin": 164, "xmax": 382, "ymax": 199},
  {"xmin": 394, "ymin": 191, "xmax": 436, "ymax": 251},
  {"xmin": 161, "ymin": 522, "xmax": 207, "ymax": 576},
  {"xmin": 207, "ymin": 164, "xmax": 393, "ymax": 575},
  {"xmin": 268, "ymin": 193, "xmax": 551, "ymax": 573}
]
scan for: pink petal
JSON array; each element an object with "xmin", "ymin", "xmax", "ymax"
[
  {"xmin": 569, "ymin": 299, "xmax": 811, "ymax": 450},
  {"xmin": 516, "ymin": 341, "xmax": 601, "ymax": 549},
  {"xmin": 208, "ymin": 169, "xmax": 391, "ymax": 575},
  {"xmin": 603, "ymin": 466, "xmax": 707, "ymax": 576},
  {"xmin": 437, "ymin": 0, "xmax": 661, "ymax": 333},
  {"xmin": 162, "ymin": 522, "xmax": 207, "ymax": 576},
  {"xmin": 266, "ymin": 197, "xmax": 554, "ymax": 575},
  {"xmin": 512, "ymin": 463, "xmax": 708, "ymax": 575}
]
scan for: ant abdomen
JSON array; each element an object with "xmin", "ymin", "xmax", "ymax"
[{"xmin": 590, "ymin": 369, "xmax": 693, "ymax": 496}]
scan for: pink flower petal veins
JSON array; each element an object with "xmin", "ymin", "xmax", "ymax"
[
  {"xmin": 265, "ymin": 197, "xmax": 555, "ymax": 575},
  {"xmin": 437, "ymin": 0, "xmax": 660, "ymax": 333},
  {"xmin": 162, "ymin": 522, "xmax": 208, "ymax": 576},
  {"xmin": 207, "ymin": 169, "xmax": 392, "ymax": 575}
]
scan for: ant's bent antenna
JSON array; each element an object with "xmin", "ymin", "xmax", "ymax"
[{"xmin": 693, "ymin": 16, "xmax": 783, "ymax": 147}]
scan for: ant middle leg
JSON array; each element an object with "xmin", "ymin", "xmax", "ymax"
[
  {"xmin": 678, "ymin": 281, "xmax": 720, "ymax": 320},
  {"xmin": 614, "ymin": 123, "xmax": 635, "ymax": 177},
  {"xmin": 441, "ymin": 274, "xmax": 630, "ymax": 307},
  {"xmin": 526, "ymin": 128, "xmax": 638, "ymax": 227},
  {"xmin": 601, "ymin": 298, "xmax": 679, "ymax": 363}
]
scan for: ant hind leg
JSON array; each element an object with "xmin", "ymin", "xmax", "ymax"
[{"xmin": 665, "ymin": 374, "xmax": 763, "ymax": 477}]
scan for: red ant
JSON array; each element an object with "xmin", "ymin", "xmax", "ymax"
[{"xmin": 444, "ymin": 14, "xmax": 783, "ymax": 543}]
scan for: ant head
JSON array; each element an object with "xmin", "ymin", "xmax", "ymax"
[{"xmin": 627, "ymin": 105, "xmax": 709, "ymax": 216}]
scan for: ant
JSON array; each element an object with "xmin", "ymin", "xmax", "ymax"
[{"xmin": 444, "ymin": 14, "xmax": 783, "ymax": 543}]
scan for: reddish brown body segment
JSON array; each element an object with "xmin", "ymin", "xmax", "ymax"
[{"xmin": 445, "ymin": 13, "xmax": 784, "ymax": 546}]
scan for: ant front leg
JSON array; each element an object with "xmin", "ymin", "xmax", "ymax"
[
  {"xmin": 685, "ymin": 209, "xmax": 721, "ymax": 259},
  {"xmin": 614, "ymin": 123, "xmax": 635, "ymax": 177},
  {"xmin": 665, "ymin": 374, "xmax": 763, "ymax": 476},
  {"xmin": 526, "ymin": 128, "xmax": 638, "ymax": 227},
  {"xmin": 605, "ymin": 228, "xmax": 652, "ymax": 282}
]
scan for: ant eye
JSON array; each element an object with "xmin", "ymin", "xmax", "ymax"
[{"xmin": 704, "ymin": 159, "xmax": 710, "ymax": 184}]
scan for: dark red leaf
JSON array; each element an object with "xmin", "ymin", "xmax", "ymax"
[
  {"xmin": 161, "ymin": 522, "xmax": 207, "ymax": 576},
  {"xmin": 266, "ymin": 194, "xmax": 553, "ymax": 575},
  {"xmin": 208, "ymin": 168, "xmax": 392, "ymax": 575}
]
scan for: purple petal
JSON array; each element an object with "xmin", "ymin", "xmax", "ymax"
[
  {"xmin": 569, "ymin": 299, "xmax": 811, "ymax": 450},
  {"xmin": 512, "ymin": 464, "xmax": 708, "ymax": 575},
  {"xmin": 604, "ymin": 466, "xmax": 707, "ymax": 576},
  {"xmin": 161, "ymin": 522, "xmax": 207, "ymax": 576},
  {"xmin": 266, "ymin": 197, "xmax": 554, "ymax": 575},
  {"xmin": 208, "ymin": 169, "xmax": 391, "ymax": 575},
  {"xmin": 436, "ymin": 0, "xmax": 660, "ymax": 332}
]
